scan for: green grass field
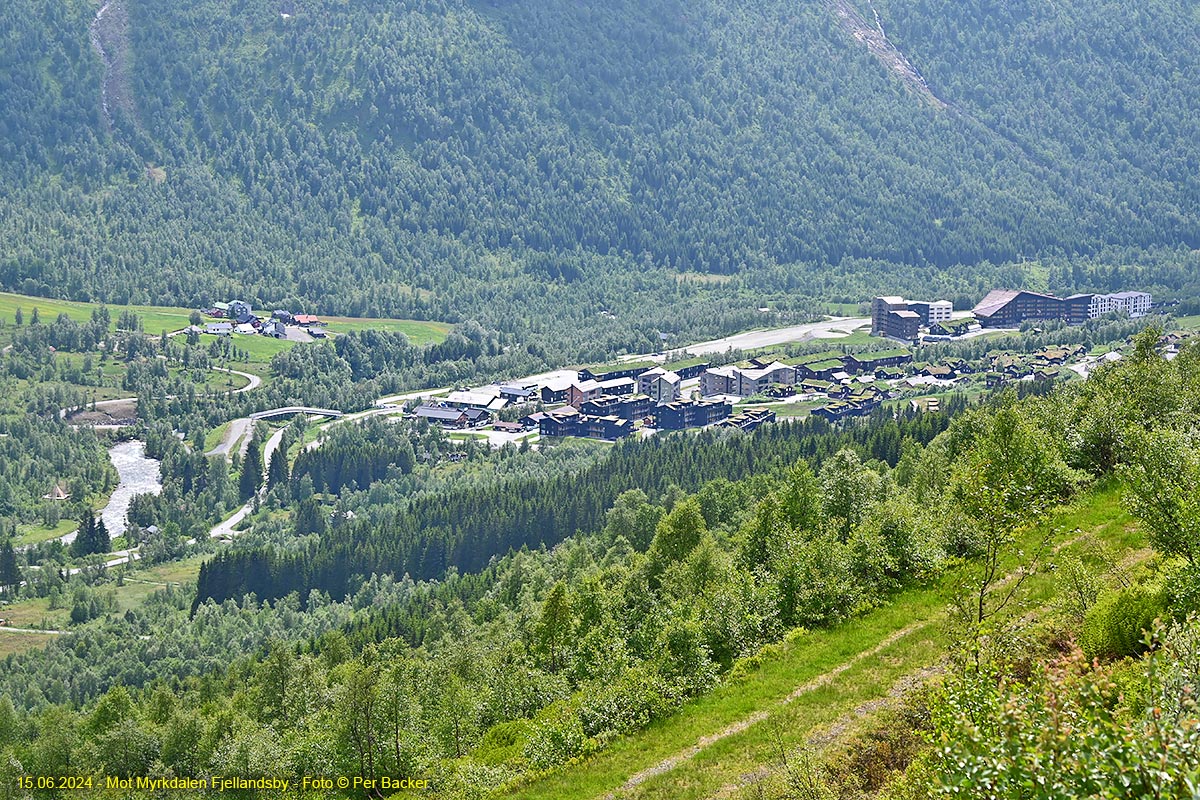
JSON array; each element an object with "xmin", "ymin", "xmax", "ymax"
[
  {"xmin": 0, "ymin": 556, "xmax": 209, "ymax": 656},
  {"xmin": 14, "ymin": 518, "xmax": 77, "ymax": 547},
  {"xmin": 505, "ymin": 483, "xmax": 1140, "ymax": 800},
  {"xmin": 0, "ymin": 291, "xmax": 195, "ymax": 337},
  {"xmin": 226, "ymin": 333, "xmax": 296, "ymax": 368},
  {"xmin": 204, "ymin": 421, "xmax": 232, "ymax": 453},
  {"xmin": 0, "ymin": 290, "xmax": 450, "ymax": 347},
  {"xmin": 0, "ymin": 630, "xmax": 63, "ymax": 657},
  {"xmin": 322, "ymin": 316, "xmax": 451, "ymax": 345},
  {"xmin": 0, "ymin": 595, "xmax": 69, "ymax": 632}
]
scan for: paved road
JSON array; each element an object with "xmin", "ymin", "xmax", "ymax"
[
  {"xmin": 206, "ymin": 417, "xmax": 252, "ymax": 458},
  {"xmin": 619, "ymin": 317, "xmax": 871, "ymax": 363}
]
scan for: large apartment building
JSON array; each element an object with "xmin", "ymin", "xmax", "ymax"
[
  {"xmin": 870, "ymin": 296, "xmax": 951, "ymax": 341},
  {"xmin": 974, "ymin": 289, "xmax": 1152, "ymax": 328}
]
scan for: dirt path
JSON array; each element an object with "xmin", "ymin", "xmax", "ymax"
[
  {"xmin": 602, "ymin": 621, "xmax": 930, "ymax": 799},
  {"xmin": 592, "ymin": 520, "xmax": 1107, "ymax": 800},
  {"xmin": 0, "ymin": 625, "xmax": 69, "ymax": 636}
]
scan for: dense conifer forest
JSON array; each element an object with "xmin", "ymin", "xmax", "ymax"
[{"xmin": 4, "ymin": 0, "xmax": 1200, "ymax": 361}]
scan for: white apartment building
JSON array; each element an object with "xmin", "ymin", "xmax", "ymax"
[{"xmin": 1089, "ymin": 291, "xmax": 1152, "ymax": 319}]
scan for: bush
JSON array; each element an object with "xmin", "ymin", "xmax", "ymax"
[
  {"xmin": 522, "ymin": 702, "xmax": 586, "ymax": 771},
  {"xmin": 577, "ymin": 667, "xmax": 676, "ymax": 739},
  {"xmin": 1080, "ymin": 584, "xmax": 1165, "ymax": 660}
]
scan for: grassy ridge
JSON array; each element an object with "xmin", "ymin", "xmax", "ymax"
[{"xmin": 505, "ymin": 484, "xmax": 1140, "ymax": 800}]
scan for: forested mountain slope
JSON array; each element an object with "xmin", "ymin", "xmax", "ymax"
[{"xmin": 2, "ymin": 0, "xmax": 1199, "ymax": 357}]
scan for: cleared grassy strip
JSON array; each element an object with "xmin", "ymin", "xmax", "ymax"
[
  {"xmin": 647, "ymin": 627, "xmax": 944, "ymax": 800},
  {"xmin": 505, "ymin": 484, "xmax": 1135, "ymax": 800},
  {"xmin": 322, "ymin": 316, "xmax": 450, "ymax": 345},
  {"xmin": 619, "ymin": 487, "xmax": 1140, "ymax": 800},
  {"xmin": 204, "ymin": 421, "xmax": 232, "ymax": 453},
  {"xmin": 507, "ymin": 588, "xmax": 946, "ymax": 800}
]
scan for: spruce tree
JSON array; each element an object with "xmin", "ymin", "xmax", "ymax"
[
  {"xmin": 240, "ymin": 437, "xmax": 263, "ymax": 500},
  {"xmin": 94, "ymin": 518, "xmax": 110, "ymax": 554},
  {"xmin": 71, "ymin": 513, "xmax": 96, "ymax": 558},
  {"xmin": 267, "ymin": 448, "xmax": 289, "ymax": 490},
  {"xmin": 0, "ymin": 537, "xmax": 21, "ymax": 589}
]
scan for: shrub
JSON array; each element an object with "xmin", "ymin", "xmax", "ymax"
[{"xmin": 1079, "ymin": 584, "xmax": 1165, "ymax": 660}]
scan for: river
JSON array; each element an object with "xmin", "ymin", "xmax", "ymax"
[{"xmin": 100, "ymin": 440, "xmax": 163, "ymax": 537}]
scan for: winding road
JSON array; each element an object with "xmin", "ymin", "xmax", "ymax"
[{"xmin": 64, "ymin": 366, "xmax": 262, "ymax": 423}]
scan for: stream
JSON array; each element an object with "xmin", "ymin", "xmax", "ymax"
[{"xmin": 89, "ymin": 1, "xmax": 114, "ymax": 126}]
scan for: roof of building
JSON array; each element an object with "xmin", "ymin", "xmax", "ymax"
[
  {"xmin": 791, "ymin": 351, "xmax": 846, "ymax": 366},
  {"xmin": 851, "ymin": 349, "xmax": 912, "ymax": 364},
  {"xmin": 599, "ymin": 377, "xmax": 637, "ymax": 390},
  {"xmin": 742, "ymin": 361, "xmax": 792, "ymax": 381},
  {"xmin": 445, "ymin": 390, "xmax": 499, "ymax": 407},
  {"xmin": 652, "ymin": 371, "xmax": 682, "ymax": 384},
  {"xmin": 573, "ymin": 380, "xmax": 603, "ymax": 393},
  {"xmin": 415, "ymin": 406, "xmax": 467, "ymax": 421},
  {"xmin": 973, "ymin": 289, "xmax": 1023, "ymax": 318},
  {"xmin": 891, "ymin": 310, "xmax": 921, "ymax": 320}
]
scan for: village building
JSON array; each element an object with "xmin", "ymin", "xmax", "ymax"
[
  {"xmin": 445, "ymin": 390, "xmax": 508, "ymax": 412},
  {"xmin": 845, "ymin": 349, "xmax": 913, "ymax": 373},
  {"xmin": 717, "ymin": 408, "xmax": 776, "ymax": 432},
  {"xmin": 538, "ymin": 405, "xmax": 631, "ymax": 440},
  {"xmin": 567, "ymin": 380, "xmax": 604, "ymax": 408},
  {"xmin": 598, "ymin": 377, "xmax": 637, "ymax": 397},
  {"xmin": 540, "ymin": 379, "xmax": 572, "ymax": 405},
  {"xmin": 499, "ymin": 384, "xmax": 537, "ymax": 403},
  {"xmin": 580, "ymin": 394, "xmax": 653, "ymax": 421},
  {"xmin": 655, "ymin": 399, "xmax": 732, "ymax": 430},
  {"xmin": 648, "ymin": 371, "xmax": 682, "ymax": 404},
  {"xmin": 974, "ymin": 289, "xmax": 1152, "ymax": 328},
  {"xmin": 413, "ymin": 406, "xmax": 470, "ymax": 428},
  {"xmin": 578, "ymin": 364, "xmax": 653, "ymax": 383}
]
